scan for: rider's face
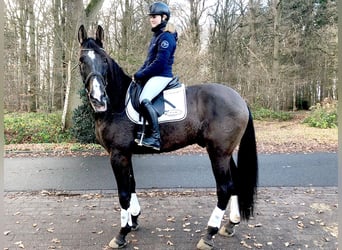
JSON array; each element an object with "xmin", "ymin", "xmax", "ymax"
[{"xmin": 149, "ymin": 15, "xmax": 162, "ymax": 28}]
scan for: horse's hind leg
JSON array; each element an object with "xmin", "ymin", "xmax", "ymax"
[
  {"xmin": 218, "ymin": 157, "xmax": 240, "ymax": 237},
  {"xmin": 197, "ymin": 153, "xmax": 236, "ymax": 250}
]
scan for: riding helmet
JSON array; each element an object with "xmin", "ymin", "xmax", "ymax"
[{"xmin": 148, "ymin": 2, "xmax": 170, "ymax": 21}]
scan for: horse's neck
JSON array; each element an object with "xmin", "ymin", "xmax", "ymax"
[{"xmin": 107, "ymin": 59, "xmax": 131, "ymax": 113}]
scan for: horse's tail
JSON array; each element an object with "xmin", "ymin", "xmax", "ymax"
[{"xmin": 235, "ymin": 107, "xmax": 258, "ymax": 220}]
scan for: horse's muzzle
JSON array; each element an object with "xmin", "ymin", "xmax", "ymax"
[{"xmin": 89, "ymin": 95, "xmax": 108, "ymax": 112}]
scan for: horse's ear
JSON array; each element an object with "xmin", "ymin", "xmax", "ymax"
[
  {"xmin": 78, "ymin": 25, "xmax": 88, "ymax": 44},
  {"xmin": 96, "ymin": 25, "xmax": 104, "ymax": 46}
]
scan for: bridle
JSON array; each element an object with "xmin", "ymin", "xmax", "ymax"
[
  {"xmin": 84, "ymin": 72, "xmax": 107, "ymax": 91},
  {"xmin": 80, "ymin": 48, "xmax": 108, "ymax": 92}
]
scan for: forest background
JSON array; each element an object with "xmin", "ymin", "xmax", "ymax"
[{"xmin": 3, "ymin": 0, "xmax": 338, "ymax": 141}]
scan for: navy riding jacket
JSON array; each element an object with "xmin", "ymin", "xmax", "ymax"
[{"xmin": 134, "ymin": 23, "xmax": 177, "ymax": 82}]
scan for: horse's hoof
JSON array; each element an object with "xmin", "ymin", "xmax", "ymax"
[
  {"xmin": 108, "ymin": 237, "xmax": 127, "ymax": 249},
  {"xmin": 219, "ymin": 221, "xmax": 238, "ymax": 237},
  {"xmin": 196, "ymin": 238, "xmax": 214, "ymax": 250},
  {"xmin": 218, "ymin": 224, "xmax": 235, "ymax": 237},
  {"xmin": 131, "ymin": 222, "xmax": 139, "ymax": 231}
]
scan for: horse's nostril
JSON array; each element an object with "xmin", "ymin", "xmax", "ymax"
[{"xmin": 90, "ymin": 94, "xmax": 107, "ymax": 106}]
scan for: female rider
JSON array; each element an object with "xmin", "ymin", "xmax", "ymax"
[{"xmin": 133, "ymin": 2, "xmax": 177, "ymax": 151}]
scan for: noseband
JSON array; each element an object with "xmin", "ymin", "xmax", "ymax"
[{"xmin": 84, "ymin": 71, "xmax": 106, "ymax": 89}]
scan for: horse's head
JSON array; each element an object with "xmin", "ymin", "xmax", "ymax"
[{"xmin": 78, "ymin": 25, "xmax": 109, "ymax": 113}]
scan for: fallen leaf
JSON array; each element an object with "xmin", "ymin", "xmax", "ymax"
[
  {"xmin": 167, "ymin": 216, "xmax": 175, "ymax": 222},
  {"xmin": 254, "ymin": 243, "xmax": 263, "ymax": 248},
  {"xmin": 51, "ymin": 238, "xmax": 61, "ymax": 243},
  {"xmin": 41, "ymin": 190, "xmax": 52, "ymax": 196},
  {"xmin": 14, "ymin": 241, "xmax": 25, "ymax": 249},
  {"xmin": 243, "ymin": 234, "xmax": 252, "ymax": 240},
  {"xmin": 240, "ymin": 240, "xmax": 252, "ymax": 249},
  {"xmin": 284, "ymin": 242, "xmax": 294, "ymax": 247},
  {"xmin": 297, "ymin": 221, "xmax": 304, "ymax": 229}
]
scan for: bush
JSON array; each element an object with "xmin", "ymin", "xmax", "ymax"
[
  {"xmin": 303, "ymin": 99, "xmax": 337, "ymax": 128},
  {"xmin": 4, "ymin": 112, "xmax": 72, "ymax": 144},
  {"xmin": 251, "ymin": 107, "xmax": 293, "ymax": 121},
  {"xmin": 70, "ymin": 89, "xmax": 97, "ymax": 143}
]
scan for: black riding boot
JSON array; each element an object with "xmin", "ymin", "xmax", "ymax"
[{"xmin": 137, "ymin": 99, "xmax": 160, "ymax": 150}]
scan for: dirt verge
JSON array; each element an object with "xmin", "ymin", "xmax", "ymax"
[{"xmin": 4, "ymin": 120, "xmax": 337, "ymax": 158}]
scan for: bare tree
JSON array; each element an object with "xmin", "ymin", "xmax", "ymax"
[
  {"xmin": 3, "ymin": 0, "xmax": 337, "ymax": 115},
  {"xmin": 62, "ymin": 0, "xmax": 105, "ymax": 130}
]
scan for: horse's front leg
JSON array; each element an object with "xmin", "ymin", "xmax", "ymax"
[
  {"xmin": 108, "ymin": 151, "xmax": 141, "ymax": 249},
  {"xmin": 128, "ymin": 168, "xmax": 141, "ymax": 231}
]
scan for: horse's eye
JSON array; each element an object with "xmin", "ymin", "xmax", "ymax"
[{"xmin": 79, "ymin": 56, "xmax": 86, "ymax": 63}]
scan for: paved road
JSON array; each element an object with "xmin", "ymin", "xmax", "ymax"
[
  {"xmin": 4, "ymin": 152, "xmax": 337, "ymax": 191},
  {"xmin": 4, "ymin": 187, "xmax": 338, "ymax": 250}
]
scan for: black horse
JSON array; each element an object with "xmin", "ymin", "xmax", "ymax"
[{"xmin": 77, "ymin": 25, "xmax": 258, "ymax": 250}]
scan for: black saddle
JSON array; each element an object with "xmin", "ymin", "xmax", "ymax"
[{"xmin": 128, "ymin": 76, "xmax": 181, "ymax": 117}]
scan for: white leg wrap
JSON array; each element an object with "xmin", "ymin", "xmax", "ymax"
[
  {"xmin": 208, "ymin": 206, "xmax": 225, "ymax": 228},
  {"xmin": 229, "ymin": 195, "xmax": 241, "ymax": 224},
  {"xmin": 128, "ymin": 193, "xmax": 141, "ymax": 216},
  {"xmin": 120, "ymin": 209, "xmax": 132, "ymax": 227}
]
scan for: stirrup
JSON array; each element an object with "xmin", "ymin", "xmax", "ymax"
[{"xmin": 135, "ymin": 132, "xmax": 145, "ymax": 146}]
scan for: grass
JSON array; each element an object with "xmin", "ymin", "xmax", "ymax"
[
  {"xmin": 4, "ymin": 112, "xmax": 72, "ymax": 144},
  {"xmin": 3, "ymin": 110, "xmax": 338, "ymax": 155}
]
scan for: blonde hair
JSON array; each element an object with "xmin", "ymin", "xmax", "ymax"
[{"xmin": 164, "ymin": 23, "xmax": 176, "ymax": 33}]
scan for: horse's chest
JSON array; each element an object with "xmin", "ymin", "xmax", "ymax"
[
  {"xmin": 95, "ymin": 122, "xmax": 112, "ymax": 148},
  {"xmin": 95, "ymin": 121, "xmax": 128, "ymax": 148}
]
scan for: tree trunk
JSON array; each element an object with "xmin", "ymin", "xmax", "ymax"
[
  {"xmin": 271, "ymin": 0, "xmax": 281, "ymax": 110},
  {"xmin": 247, "ymin": 0, "xmax": 257, "ymax": 104},
  {"xmin": 62, "ymin": 0, "xmax": 104, "ymax": 130},
  {"xmin": 52, "ymin": 0, "xmax": 64, "ymax": 110},
  {"xmin": 62, "ymin": 60, "xmax": 72, "ymax": 129},
  {"xmin": 188, "ymin": 0, "xmax": 202, "ymax": 48},
  {"xmin": 120, "ymin": 0, "xmax": 132, "ymax": 58},
  {"xmin": 28, "ymin": 0, "xmax": 37, "ymax": 112}
]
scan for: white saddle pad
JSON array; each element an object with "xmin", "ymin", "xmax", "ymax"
[{"xmin": 125, "ymin": 84, "xmax": 187, "ymax": 125}]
